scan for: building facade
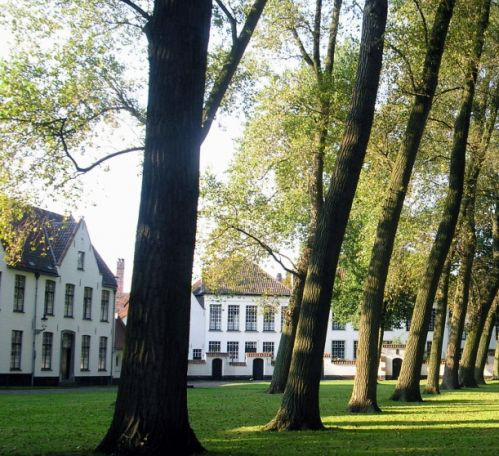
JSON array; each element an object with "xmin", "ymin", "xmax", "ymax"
[{"xmin": 0, "ymin": 208, "xmax": 117, "ymax": 386}]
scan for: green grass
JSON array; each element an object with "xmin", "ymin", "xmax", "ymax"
[{"xmin": 0, "ymin": 381, "xmax": 498, "ymax": 455}]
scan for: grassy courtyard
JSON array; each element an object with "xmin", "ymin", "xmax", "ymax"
[{"xmin": 0, "ymin": 380, "xmax": 498, "ymax": 455}]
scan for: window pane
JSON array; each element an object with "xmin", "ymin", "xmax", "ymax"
[
  {"xmin": 209, "ymin": 304, "xmax": 221, "ymax": 330},
  {"xmin": 227, "ymin": 305, "xmax": 240, "ymax": 331},
  {"xmin": 245, "ymin": 305, "xmax": 257, "ymax": 331}
]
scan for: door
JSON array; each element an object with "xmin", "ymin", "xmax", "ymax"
[
  {"xmin": 60, "ymin": 332, "xmax": 74, "ymax": 382},
  {"xmin": 252, "ymin": 358, "xmax": 264, "ymax": 380},
  {"xmin": 392, "ymin": 358, "xmax": 402, "ymax": 380},
  {"xmin": 212, "ymin": 358, "xmax": 222, "ymax": 380}
]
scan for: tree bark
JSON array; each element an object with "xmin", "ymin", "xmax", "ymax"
[
  {"xmin": 424, "ymin": 257, "xmax": 451, "ymax": 394},
  {"xmin": 267, "ymin": 0, "xmax": 342, "ymax": 395},
  {"xmin": 392, "ymin": 0, "xmax": 489, "ymax": 401},
  {"xmin": 349, "ymin": 0, "xmax": 455, "ymax": 412},
  {"xmin": 493, "ymin": 332, "xmax": 499, "ymax": 380},
  {"xmin": 97, "ymin": 2, "xmax": 211, "ymax": 454},
  {"xmin": 264, "ymin": 0, "xmax": 387, "ymax": 430},
  {"xmin": 475, "ymin": 298, "xmax": 498, "ymax": 384},
  {"xmin": 459, "ymin": 207, "xmax": 499, "ymax": 386}
]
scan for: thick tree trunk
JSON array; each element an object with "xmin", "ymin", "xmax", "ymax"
[
  {"xmin": 392, "ymin": 0, "xmax": 489, "ymax": 401},
  {"xmin": 264, "ymin": 0, "xmax": 387, "ymax": 431},
  {"xmin": 348, "ymin": 0, "xmax": 455, "ymax": 412},
  {"xmin": 97, "ymin": 2, "xmax": 211, "ymax": 454},
  {"xmin": 493, "ymin": 335, "xmax": 499, "ymax": 380},
  {"xmin": 475, "ymin": 298, "xmax": 498, "ymax": 384},
  {"xmin": 424, "ymin": 258, "xmax": 451, "ymax": 394}
]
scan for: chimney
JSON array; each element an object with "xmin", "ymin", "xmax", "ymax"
[
  {"xmin": 116, "ymin": 258, "xmax": 125, "ymax": 293},
  {"xmin": 276, "ymin": 273, "xmax": 282, "ymax": 283}
]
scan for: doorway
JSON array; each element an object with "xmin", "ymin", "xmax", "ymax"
[
  {"xmin": 212, "ymin": 358, "xmax": 222, "ymax": 380},
  {"xmin": 252, "ymin": 358, "xmax": 264, "ymax": 380},
  {"xmin": 392, "ymin": 358, "xmax": 402, "ymax": 380},
  {"xmin": 60, "ymin": 332, "xmax": 75, "ymax": 382}
]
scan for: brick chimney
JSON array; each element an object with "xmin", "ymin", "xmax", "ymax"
[{"xmin": 116, "ymin": 258, "xmax": 125, "ymax": 294}]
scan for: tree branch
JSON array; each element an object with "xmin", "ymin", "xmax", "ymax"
[
  {"xmin": 215, "ymin": 0, "xmax": 238, "ymax": 44},
  {"xmin": 387, "ymin": 42, "xmax": 418, "ymax": 93},
  {"xmin": 230, "ymin": 225, "xmax": 299, "ymax": 276},
  {"xmin": 312, "ymin": 0, "xmax": 323, "ymax": 74},
  {"xmin": 324, "ymin": 0, "xmax": 342, "ymax": 76},
  {"xmin": 201, "ymin": 0, "xmax": 268, "ymax": 142},
  {"xmin": 290, "ymin": 26, "xmax": 314, "ymax": 68},
  {"xmin": 118, "ymin": 0, "xmax": 151, "ymax": 21},
  {"xmin": 412, "ymin": 0, "xmax": 429, "ymax": 48}
]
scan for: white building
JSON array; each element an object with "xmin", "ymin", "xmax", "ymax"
[
  {"xmin": 186, "ymin": 264, "xmax": 497, "ymax": 380},
  {"xmin": 0, "ymin": 208, "xmax": 117, "ymax": 386}
]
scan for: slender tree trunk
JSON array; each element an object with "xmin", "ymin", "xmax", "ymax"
[
  {"xmin": 475, "ymin": 298, "xmax": 498, "ymax": 383},
  {"xmin": 392, "ymin": 0, "xmax": 490, "ymax": 401},
  {"xmin": 267, "ymin": 0, "xmax": 342, "ymax": 394},
  {"xmin": 267, "ymin": 258, "xmax": 307, "ymax": 394},
  {"xmin": 348, "ymin": 0, "xmax": 456, "ymax": 412},
  {"xmin": 459, "ymin": 90, "xmax": 499, "ymax": 387},
  {"xmin": 97, "ymin": 3, "xmax": 211, "ymax": 454},
  {"xmin": 264, "ymin": 0, "xmax": 387, "ymax": 431},
  {"xmin": 493, "ymin": 334, "xmax": 499, "ymax": 380},
  {"xmin": 425, "ymin": 258, "xmax": 451, "ymax": 394}
]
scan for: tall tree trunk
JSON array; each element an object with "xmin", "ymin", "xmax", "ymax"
[
  {"xmin": 460, "ymin": 208, "xmax": 499, "ymax": 386},
  {"xmin": 264, "ymin": 0, "xmax": 387, "ymax": 431},
  {"xmin": 493, "ymin": 333, "xmax": 499, "ymax": 380},
  {"xmin": 425, "ymin": 257, "xmax": 452, "ymax": 394},
  {"xmin": 267, "ymin": 0, "xmax": 342, "ymax": 395},
  {"xmin": 97, "ymin": 2, "xmax": 211, "ymax": 454},
  {"xmin": 348, "ymin": 0, "xmax": 456, "ymax": 412},
  {"xmin": 392, "ymin": 0, "xmax": 490, "ymax": 401},
  {"xmin": 475, "ymin": 298, "xmax": 498, "ymax": 384},
  {"xmin": 267, "ymin": 257, "xmax": 307, "ymax": 394},
  {"xmin": 458, "ymin": 89, "xmax": 499, "ymax": 387}
]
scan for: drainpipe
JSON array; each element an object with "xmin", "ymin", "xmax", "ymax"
[
  {"xmin": 31, "ymin": 272, "xmax": 40, "ymax": 387},
  {"xmin": 109, "ymin": 288, "xmax": 116, "ymax": 384}
]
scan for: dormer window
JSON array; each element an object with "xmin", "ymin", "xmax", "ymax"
[{"xmin": 77, "ymin": 251, "xmax": 85, "ymax": 270}]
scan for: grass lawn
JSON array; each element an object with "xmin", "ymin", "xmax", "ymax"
[{"xmin": 0, "ymin": 380, "xmax": 498, "ymax": 455}]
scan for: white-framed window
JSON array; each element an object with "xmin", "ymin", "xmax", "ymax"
[
  {"xmin": 100, "ymin": 290, "xmax": 110, "ymax": 322},
  {"xmin": 426, "ymin": 341, "xmax": 432, "ymax": 356},
  {"xmin": 14, "ymin": 275, "xmax": 25, "ymax": 312},
  {"xmin": 227, "ymin": 305, "xmax": 240, "ymax": 331},
  {"xmin": 64, "ymin": 284, "xmax": 75, "ymax": 317},
  {"xmin": 41, "ymin": 332, "xmax": 53, "ymax": 370},
  {"xmin": 331, "ymin": 317, "xmax": 345, "ymax": 330},
  {"xmin": 280, "ymin": 306, "xmax": 288, "ymax": 332},
  {"xmin": 353, "ymin": 340, "xmax": 358, "ymax": 360},
  {"xmin": 98, "ymin": 337, "xmax": 107, "ymax": 370},
  {"xmin": 245, "ymin": 305, "xmax": 257, "ymax": 331},
  {"xmin": 245, "ymin": 341, "xmax": 257, "ymax": 353},
  {"xmin": 81, "ymin": 335, "xmax": 90, "ymax": 370},
  {"xmin": 10, "ymin": 330, "xmax": 22, "ymax": 370},
  {"xmin": 192, "ymin": 349, "xmax": 202, "ymax": 360},
  {"xmin": 208, "ymin": 341, "xmax": 221, "ymax": 352},
  {"xmin": 331, "ymin": 340, "xmax": 345, "ymax": 360},
  {"xmin": 428, "ymin": 308, "xmax": 436, "ymax": 331},
  {"xmin": 209, "ymin": 304, "xmax": 222, "ymax": 330},
  {"xmin": 83, "ymin": 287, "xmax": 92, "ymax": 320},
  {"xmin": 262, "ymin": 341, "xmax": 275, "ymax": 358},
  {"xmin": 77, "ymin": 251, "xmax": 85, "ymax": 270},
  {"xmin": 44, "ymin": 280, "xmax": 56, "ymax": 316},
  {"xmin": 227, "ymin": 341, "xmax": 239, "ymax": 360},
  {"xmin": 263, "ymin": 309, "xmax": 275, "ymax": 331}
]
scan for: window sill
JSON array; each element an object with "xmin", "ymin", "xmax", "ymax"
[
  {"xmin": 41, "ymin": 368, "xmax": 52, "ymax": 371},
  {"xmin": 13, "ymin": 310, "xmax": 25, "ymax": 313},
  {"xmin": 64, "ymin": 315, "xmax": 74, "ymax": 319},
  {"xmin": 245, "ymin": 329, "xmax": 258, "ymax": 332},
  {"xmin": 80, "ymin": 369, "xmax": 90, "ymax": 372},
  {"xmin": 263, "ymin": 330, "xmax": 275, "ymax": 333},
  {"xmin": 209, "ymin": 329, "xmax": 222, "ymax": 332},
  {"xmin": 82, "ymin": 318, "xmax": 92, "ymax": 321},
  {"xmin": 100, "ymin": 320, "xmax": 109, "ymax": 323},
  {"xmin": 9, "ymin": 368, "xmax": 22, "ymax": 372},
  {"xmin": 227, "ymin": 329, "xmax": 240, "ymax": 332},
  {"xmin": 98, "ymin": 369, "xmax": 107, "ymax": 372}
]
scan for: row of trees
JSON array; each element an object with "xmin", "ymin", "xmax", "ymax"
[{"xmin": 1, "ymin": 0, "xmax": 497, "ymax": 454}]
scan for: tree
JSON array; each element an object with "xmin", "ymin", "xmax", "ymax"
[
  {"xmin": 94, "ymin": 1, "xmax": 269, "ymax": 453},
  {"xmin": 264, "ymin": 0, "xmax": 387, "ymax": 430},
  {"xmin": 475, "ymin": 297, "xmax": 498, "ymax": 383},
  {"xmin": 348, "ymin": 0, "xmax": 456, "ymax": 412}
]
